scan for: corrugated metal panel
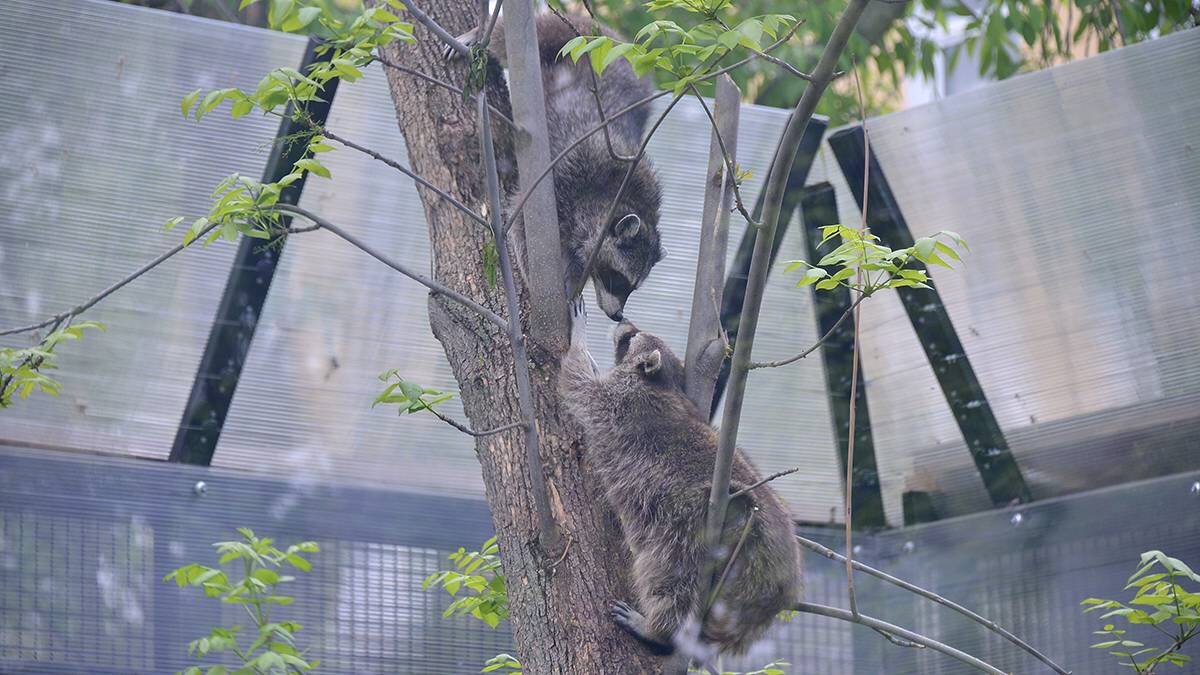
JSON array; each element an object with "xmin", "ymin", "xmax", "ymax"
[
  {"xmin": 806, "ymin": 28, "xmax": 1200, "ymax": 523},
  {"xmin": 0, "ymin": 0, "xmax": 844, "ymax": 520}
]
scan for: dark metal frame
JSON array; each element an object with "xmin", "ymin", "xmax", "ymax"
[
  {"xmin": 169, "ymin": 38, "xmax": 341, "ymax": 465},
  {"xmin": 827, "ymin": 126, "xmax": 1032, "ymax": 508}
]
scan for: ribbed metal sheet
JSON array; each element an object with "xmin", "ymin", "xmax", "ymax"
[
  {"xmin": 0, "ymin": 0, "xmax": 843, "ymax": 521},
  {"xmin": 805, "ymin": 29, "xmax": 1200, "ymax": 524}
]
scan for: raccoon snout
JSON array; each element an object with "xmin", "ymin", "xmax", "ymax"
[{"xmin": 595, "ymin": 284, "xmax": 627, "ymax": 322}]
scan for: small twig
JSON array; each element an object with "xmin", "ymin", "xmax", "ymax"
[
  {"xmin": 403, "ymin": 0, "xmax": 470, "ymax": 57},
  {"xmin": 0, "ymin": 221, "xmax": 221, "ymax": 337},
  {"xmin": 705, "ymin": 508, "xmax": 755, "ymax": 611},
  {"xmin": 795, "ymin": 535, "xmax": 1072, "ymax": 674},
  {"xmin": 372, "ymin": 54, "xmax": 516, "ymax": 127},
  {"xmin": 548, "ymin": 8, "xmax": 637, "ymax": 163},
  {"xmin": 688, "ymin": 84, "xmax": 755, "ymax": 225},
  {"xmin": 419, "ymin": 402, "xmax": 525, "ymax": 437},
  {"xmin": 795, "ymin": 602, "xmax": 1007, "ymax": 675},
  {"xmin": 749, "ymin": 294, "xmax": 867, "ymax": 369},
  {"xmin": 478, "ymin": 0, "xmax": 505, "ymax": 47},
  {"xmin": 274, "ymin": 204, "xmax": 508, "ymax": 330},
  {"xmin": 316, "ymin": 127, "xmax": 492, "ymax": 231},
  {"xmin": 547, "ymin": 534, "xmax": 574, "ymax": 571},
  {"xmin": 729, "ymin": 467, "xmax": 799, "ymax": 498},
  {"xmin": 477, "ymin": 92, "xmax": 560, "ymax": 554},
  {"xmin": 502, "ymin": 18, "xmax": 809, "ymax": 234},
  {"xmin": 714, "ymin": 17, "xmax": 814, "ymax": 82}
]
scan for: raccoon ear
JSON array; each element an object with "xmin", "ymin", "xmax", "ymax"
[
  {"xmin": 639, "ymin": 349, "xmax": 662, "ymax": 376},
  {"xmin": 657, "ymin": 246, "xmax": 667, "ymax": 262},
  {"xmin": 612, "ymin": 213, "xmax": 641, "ymax": 239}
]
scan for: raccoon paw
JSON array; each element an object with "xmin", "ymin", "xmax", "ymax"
[
  {"xmin": 611, "ymin": 601, "xmax": 673, "ymax": 656},
  {"xmin": 442, "ymin": 26, "xmax": 479, "ymax": 61}
]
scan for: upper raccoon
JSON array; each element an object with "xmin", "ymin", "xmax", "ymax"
[
  {"xmin": 559, "ymin": 311, "xmax": 803, "ymax": 658},
  {"xmin": 457, "ymin": 13, "xmax": 665, "ymax": 321}
]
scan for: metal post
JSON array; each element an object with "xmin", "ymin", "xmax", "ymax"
[
  {"xmin": 169, "ymin": 38, "xmax": 341, "ymax": 465},
  {"xmin": 828, "ymin": 125, "xmax": 1032, "ymax": 507}
]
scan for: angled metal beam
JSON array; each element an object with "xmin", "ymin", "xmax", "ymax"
[
  {"xmin": 827, "ymin": 125, "xmax": 1032, "ymax": 507},
  {"xmin": 711, "ymin": 116, "xmax": 827, "ymax": 419},
  {"xmin": 798, "ymin": 182, "xmax": 886, "ymax": 529},
  {"xmin": 170, "ymin": 38, "xmax": 340, "ymax": 465}
]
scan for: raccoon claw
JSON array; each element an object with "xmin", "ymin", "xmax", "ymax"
[
  {"xmin": 611, "ymin": 601, "xmax": 673, "ymax": 656},
  {"xmin": 443, "ymin": 26, "xmax": 479, "ymax": 61}
]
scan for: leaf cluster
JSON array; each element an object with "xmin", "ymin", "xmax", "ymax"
[
  {"xmin": 373, "ymin": 370, "xmax": 456, "ymax": 415},
  {"xmin": 557, "ymin": 4, "xmax": 796, "ymax": 95},
  {"xmin": 422, "ymin": 536, "xmax": 509, "ymax": 630},
  {"xmin": 0, "ymin": 321, "xmax": 106, "ymax": 409},
  {"xmin": 482, "ymin": 653, "xmax": 523, "ymax": 673},
  {"xmin": 163, "ymin": 528, "xmax": 321, "ymax": 675},
  {"xmin": 1081, "ymin": 550, "xmax": 1200, "ymax": 673},
  {"xmin": 783, "ymin": 226, "xmax": 968, "ymax": 296}
]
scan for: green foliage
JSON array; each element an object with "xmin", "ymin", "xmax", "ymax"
[
  {"xmin": 373, "ymin": 370, "xmax": 456, "ymax": 415},
  {"xmin": 783, "ymin": 226, "xmax": 968, "ymax": 296},
  {"xmin": 0, "ymin": 321, "xmax": 106, "ymax": 409},
  {"xmin": 576, "ymin": 0, "xmax": 1195, "ymax": 123},
  {"xmin": 482, "ymin": 653, "xmax": 523, "ymax": 673},
  {"xmin": 170, "ymin": 0, "xmax": 414, "ymax": 246},
  {"xmin": 557, "ymin": 4, "xmax": 796, "ymax": 95},
  {"xmin": 164, "ymin": 528, "xmax": 321, "ymax": 675},
  {"xmin": 422, "ymin": 537, "xmax": 509, "ymax": 630},
  {"xmin": 1081, "ymin": 550, "xmax": 1200, "ymax": 673}
]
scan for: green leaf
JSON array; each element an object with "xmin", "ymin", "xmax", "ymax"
[
  {"xmin": 230, "ymin": 99, "xmax": 254, "ymax": 119},
  {"xmin": 294, "ymin": 158, "xmax": 331, "ymax": 179},
  {"xmin": 601, "ymin": 42, "xmax": 636, "ymax": 72},
  {"xmin": 164, "ymin": 216, "xmax": 185, "ymax": 231},
  {"xmin": 181, "ymin": 89, "xmax": 202, "ymax": 118}
]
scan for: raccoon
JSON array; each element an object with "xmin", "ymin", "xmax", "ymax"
[
  {"xmin": 455, "ymin": 13, "xmax": 665, "ymax": 320},
  {"xmin": 559, "ymin": 308, "xmax": 803, "ymax": 658}
]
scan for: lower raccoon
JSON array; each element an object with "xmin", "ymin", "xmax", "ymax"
[
  {"xmin": 456, "ymin": 13, "xmax": 665, "ymax": 321},
  {"xmin": 560, "ymin": 308, "xmax": 803, "ymax": 658}
]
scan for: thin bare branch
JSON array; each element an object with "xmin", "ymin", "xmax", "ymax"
[
  {"xmin": 706, "ymin": 508, "xmax": 755, "ymax": 611},
  {"xmin": 274, "ymin": 204, "xmax": 508, "ymax": 330},
  {"xmin": 795, "ymin": 602, "xmax": 1007, "ymax": 675},
  {"xmin": 749, "ymin": 294, "xmax": 867, "ymax": 369},
  {"xmin": 684, "ymin": 75, "xmax": 739, "ymax": 413},
  {"xmin": 795, "ymin": 535, "xmax": 1072, "ymax": 674},
  {"xmin": 420, "ymin": 402, "xmax": 525, "ymax": 437},
  {"xmin": 548, "ymin": 7, "xmax": 637, "ymax": 163},
  {"xmin": 403, "ymin": 0, "xmax": 470, "ymax": 56},
  {"xmin": 477, "ymin": 92, "xmax": 561, "ymax": 553},
  {"xmin": 371, "ymin": 54, "xmax": 516, "ymax": 127},
  {"xmin": 316, "ymin": 127, "xmax": 492, "ymax": 231},
  {"xmin": 729, "ymin": 467, "xmax": 799, "ymax": 498},
  {"xmin": 478, "ymin": 0, "xmax": 504, "ymax": 47},
  {"xmin": 502, "ymin": 18, "xmax": 809, "ymax": 235},
  {"xmin": 0, "ymin": 221, "xmax": 221, "ymax": 337},
  {"xmin": 688, "ymin": 83, "xmax": 755, "ymax": 225}
]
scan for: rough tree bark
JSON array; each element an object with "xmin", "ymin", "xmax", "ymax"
[{"xmin": 376, "ymin": 1, "xmax": 661, "ymax": 672}]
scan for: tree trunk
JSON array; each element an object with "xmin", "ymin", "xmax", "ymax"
[{"xmin": 376, "ymin": 3, "xmax": 661, "ymax": 672}]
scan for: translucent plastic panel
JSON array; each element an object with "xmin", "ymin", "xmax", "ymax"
[
  {"xmin": 819, "ymin": 30, "xmax": 1200, "ymax": 523},
  {"xmin": 0, "ymin": 0, "xmax": 301, "ymax": 458}
]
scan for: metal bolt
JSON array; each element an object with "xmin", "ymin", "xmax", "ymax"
[
  {"xmin": 902, "ymin": 541, "xmax": 915, "ymax": 554},
  {"xmin": 1191, "ymin": 481, "xmax": 1200, "ymax": 495},
  {"xmin": 193, "ymin": 481, "xmax": 207, "ymax": 496},
  {"xmin": 1010, "ymin": 513, "xmax": 1023, "ymax": 526}
]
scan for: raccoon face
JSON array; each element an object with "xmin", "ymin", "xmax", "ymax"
[
  {"xmin": 592, "ymin": 211, "xmax": 665, "ymax": 321},
  {"xmin": 612, "ymin": 321, "xmax": 686, "ymax": 392},
  {"xmin": 588, "ymin": 161, "xmax": 665, "ymax": 321}
]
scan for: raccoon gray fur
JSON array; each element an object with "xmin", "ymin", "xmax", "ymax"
[
  {"xmin": 559, "ymin": 310, "xmax": 803, "ymax": 658},
  {"xmin": 457, "ymin": 13, "xmax": 665, "ymax": 321}
]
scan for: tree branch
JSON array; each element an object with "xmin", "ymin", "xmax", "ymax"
[
  {"xmin": 477, "ymin": 92, "xmax": 561, "ymax": 553},
  {"xmin": 316, "ymin": 127, "xmax": 492, "ymax": 231},
  {"xmin": 684, "ymin": 74, "xmax": 739, "ymax": 414},
  {"xmin": 795, "ymin": 602, "xmax": 1007, "ymax": 675},
  {"xmin": 403, "ymin": 0, "xmax": 470, "ymax": 56},
  {"xmin": 688, "ymin": 83, "xmax": 754, "ymax": 225},
  {"xmin": 420, "ymin": 402, "xmax": 526, "ymax": 437},
  {"xmin": 478, "ymin": 0, "xmax": 504, "ymax": 47},
  {"xmin": 0, "ymin": 221, "xmax": 221, "ymax": 337},
  {"xmin": 749, "ymin": 294, "xmax": 866, "ymax": 369},
  {"xmin": 728, "ymin": 467, "xmax": 799, "ymax": 498},
  {"xmin": 274, "ymin": 204, "xmax": 508, "ymax": 330},
  {"xmin": 371, "ymin": 54, "xmax": 516, "ymax": 127},
  {"xmin": 501, "ymin": 18, "xmax": 809, "ymax": 235},
  {"xmin": 502, "ymin": 0, "xmax": 570, "ymax": 353},
  {"xmin": 795, "ymin": 535, "xmax": 1072, "ymax": 674}
]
